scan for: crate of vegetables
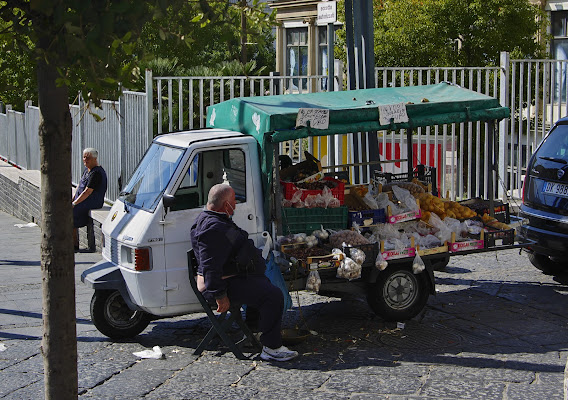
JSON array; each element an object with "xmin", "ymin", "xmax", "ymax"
[{"xmin": 281, "ymin": 177, "xmax": 345, "ymax": 204}]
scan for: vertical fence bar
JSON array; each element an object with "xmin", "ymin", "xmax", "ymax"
[
  {"xmin": 168, "ymin": 79, "xmax": 173, "ymax": 133},
  {"xmin": 145, "ymin": 70, "xmax": 153, "ymax": 141},
  {"xmin": 178, "ymin": 79, "xmax": 183, "ymax": 131},
  {"xmin": 509, "ymin": 63, "xmax": 516, "ymax": 195},
  {"xmin": 498, "ymin": 52, "xmax": 510, "ymax": 200}
]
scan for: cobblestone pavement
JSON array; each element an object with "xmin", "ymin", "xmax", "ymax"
[{"xmin": 0, "ymin": 210, "xmax": 567, "ymax": 399}]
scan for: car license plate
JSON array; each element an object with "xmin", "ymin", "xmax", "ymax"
[{"xmin": 543, "ymin": 181, "xmax": 568, "ymax": 198}]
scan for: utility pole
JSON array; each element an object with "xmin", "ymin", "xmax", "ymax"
[{"xmin": 344, "ymin": 0, "xmax": 380, "ymax": 181}]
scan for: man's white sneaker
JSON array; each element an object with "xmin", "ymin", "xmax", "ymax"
[{"xmin": 260, "ymin": 345, "xmax": 298, "ymax": 361}]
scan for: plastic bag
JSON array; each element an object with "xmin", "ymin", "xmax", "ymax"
[
  {"xmin": 291, "ymin": 190, "xmax": 304, "ymax": 208},
  {"xmin": 372, "ymin": 223, "xmax": 401, "ymax": 240},
  {"xmin": 375, "ymin": 252, "xmax": 388, "ymax": 270},
  {"xmin": 375, "ymin": 193, "xmax": 391, "ymax": 210},
  {"xmin": 349, "ymin": 247, "xmax": 366, "ymax": 265},
  {"xmin": 265, "ymin": 252, "xmax": 293, "ymax": 310},
  {"xmin": 321, "ymin": 186, "xmax": 340, "ymax": 208},
  {"xmin": 412, "ymin": 253, "xmax": 425, "ymax": 274},
  {"xmin": 392, "ymin": 185, "xmax": 419, "ymax": 212},
  {"xmin": 362, "ymin": 192, "xmax": 379, "ymax": 209},
  {"xmin": 418, "ymin": 234, "xmax": 441, "ymax": 249},
  {"xmin": 465, "ymin": 219, "xmax": 483, "ymax": 235},
  {"xmin": 429, "ymin": 213, "xmax": 452, "ymax": 244},
  {"xmin": 329, "ymin": 230, "xmax": 370, "ymax": 248},
  {"xmin": 305, "ymin": 265, "xmax": 321, "ymax": 292},
  {"xmin": 336, "ymin": 257, "xmax": 362, "ymax": 280}
]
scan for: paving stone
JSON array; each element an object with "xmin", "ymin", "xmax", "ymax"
[
  {"xmin": 0, "ymin": 372, "xmax": 43, "ymax": 397},
  {"xmin": 81, "ymin": 364, "xmax": 175, "ymax": 398},
  {"xmin": 323, "ymin": 371, "xmax": 422, "ymax": 395},
  {"xmin": 1, "ymin": 209, "xmax": 568, "ymax": 399},
  {"xmin": 145, "ymin": 384, "xmax": 259, "ymax": 400},
  {"xmin": 1, "ymin": 380, "xmax": 44, "ymax": 400},
  {"xmin": 428, "ymin": 365, "xmax": 535, "ymax": 383},
  {"xmin": 506, "ymin": 381, "xmax": 564, "ymax": 400},
  {"xmin": 420, "ymin": 378, "xmax": 505, "ymax": 400},
  {"xmin": 251, "ymin": 387, "xmax": 355, "ymax": 400}
]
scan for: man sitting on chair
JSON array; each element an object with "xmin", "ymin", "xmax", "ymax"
[{"xmin": 190, "ymin": 184, "xmax": 298, "ymax": 362}]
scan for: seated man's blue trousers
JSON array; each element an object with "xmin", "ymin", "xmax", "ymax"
[{"xmin": 226, "ymin": 275, "xmax": 284, "ymax": 349}]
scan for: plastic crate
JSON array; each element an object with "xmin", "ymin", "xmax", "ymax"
[
  {"xmin": 348, "ymin": 208, "xmax": 387, "ymax": 227},
  {"xmin": 484, "ymin": 227, "xmax": 515, "ymax": 248},
  {"xmin": 374, "ymin": 165, "xmax": 437, "ymax": 196},
  {"xmin": 281, "ymin": 206, "xmax": 348, "ymax": 235},
  {"xmin": 459, "ymin": 199, "xmax": 510, "ymax": 224},
  {"xmin": 281, "ymin": 177, "xmax": 345, "ymax": 204}
]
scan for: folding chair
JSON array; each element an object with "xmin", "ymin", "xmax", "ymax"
[{"xmin": 187, "ymin": 249, "xmax": 262, "ymax": 360}]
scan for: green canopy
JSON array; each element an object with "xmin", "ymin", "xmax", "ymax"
[{"xmin": 205, "ymin": 82, "xmax": 510, "ymax": 225}]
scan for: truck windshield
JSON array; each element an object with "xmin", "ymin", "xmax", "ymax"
[{"xmin": 120, "ymin": 143, "xmax": 185, "ymax": 211}]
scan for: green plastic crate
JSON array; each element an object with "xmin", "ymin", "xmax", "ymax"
[{"xmin": 281, "ymin": 206, "xmax": 348, "ymax": 235}]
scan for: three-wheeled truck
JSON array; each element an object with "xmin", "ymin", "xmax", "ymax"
[{"xmin": 81, "ymin": 82, "xmax": 522, "ymax": 339}]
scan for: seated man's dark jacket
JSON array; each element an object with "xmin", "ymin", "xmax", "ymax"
[{"xmin": 190, "ymin": 209, "xmax": 266, "ymax": 300}]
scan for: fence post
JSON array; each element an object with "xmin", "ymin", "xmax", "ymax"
[
  {"xmin": 145, "ymin": 69, "xmax": 153, "ymax": 143},
  {"xmin": 24, "ymin": 100, "xmax": 32, "ymax": 170},
  {"xmin": 499, "ymin": 51, "xmax": 510, "ymax": 200},
  {"xmin": 118, "ymin": 88, "xmax": 126, "ymax": 192},
  {"xmin": 6, "ymin": 105, "xmax": 12, "ymax": 163}
]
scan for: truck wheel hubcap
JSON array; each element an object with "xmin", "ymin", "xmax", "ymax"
[
  {"xmin": 383, "ymin": 271, "xmax": 417, "ymax": 310},
  {"xmin": 104, "ymin": 291, "xmax": 139, "ymax": 328}
]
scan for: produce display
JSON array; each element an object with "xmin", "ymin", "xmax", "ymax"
[
  {"xmin": 416, "ymin": 192, "xmax": 477, "ymax": 221},
  {"xmin": 278, "ymin": 160, "xmax": 515, "ymax": 285}
]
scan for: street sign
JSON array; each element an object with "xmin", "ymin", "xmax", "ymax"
[{"xmin": 317, "ymin": 1, "xmax": 337, "ymax": 24}]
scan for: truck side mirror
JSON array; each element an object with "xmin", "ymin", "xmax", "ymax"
[{"xmin": 162, "ymin": 194, "xmax": 176, "ymax": 216}]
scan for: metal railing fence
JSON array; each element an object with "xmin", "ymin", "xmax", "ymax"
[
  {"xmin": 3, "ymin": 52, "xmax": 568, "ymax": 205},
  {"xmin": 1, "ymin": 91, "xmax": 149, "ymax": 202}
]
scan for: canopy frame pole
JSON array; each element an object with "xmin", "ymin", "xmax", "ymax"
[
  {"xmin": 273, "ymin": 140, "xmax": 283, "ymax": 236},
  {"xmin": 488, "ymin": 121, "xmax": 496, "ymax": 218},
  {"xmin": 407, "ymin": 128, "xmax": 414, "ymax": 181}
]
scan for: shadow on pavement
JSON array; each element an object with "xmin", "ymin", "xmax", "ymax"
[{"xmin": 86, "ymin": 274, "xmax": 568, "ymax": 374}]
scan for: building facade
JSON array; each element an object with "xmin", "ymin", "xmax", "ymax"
[{"xmin": 269, "ymin": 1, "xmax": 339, "ymax": 91}]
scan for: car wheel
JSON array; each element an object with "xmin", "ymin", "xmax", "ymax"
[
  {"xmin": 90, "ymin": 290, "xmax": 152, "ymax": 339},
  {"xmin": 366, "ymin": 264, "xmax": 430, "ymax": 321},
  {"xmin": 527, "ymin": 252, "xmax": 567, "ymax": 275}
]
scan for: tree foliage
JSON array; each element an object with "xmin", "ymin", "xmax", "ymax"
[
  {"xmin": 336, "ymin": 0, "xmax": 549, "ymax": 68},
  {"xmin": 0, "ymin": 0, "xmax": 276, "ymax": 108}
]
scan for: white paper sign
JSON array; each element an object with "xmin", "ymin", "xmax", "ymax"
[
  {"xmin": 296, "ymin": 108, "xmax": 330, "ymax": 129},
  {"xmin": 378, "ymin": 103, "xmax": 409, "ymax": 126},
  {"xmin": 317, "ymin": 1, "xmax": 337, "ymax": 24}
]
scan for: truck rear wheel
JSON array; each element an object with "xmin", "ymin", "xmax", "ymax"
[
  {"xmin": 367, "ymin": 264, "xmax": 430, "ymax": 321},
  {"xmin": 90, "ymin": 290, "xmax": 152, "ymax": 339}
]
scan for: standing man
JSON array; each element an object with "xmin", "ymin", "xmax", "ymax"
[
  {"xmin": 190, "ymin": 184, "xmax": 298, "ymax": 362},
  {"xmin": 72, "ymin": 148, "xmax": 107, "ymax": 251}
]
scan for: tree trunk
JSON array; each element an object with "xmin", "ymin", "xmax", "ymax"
[
  {"xmin": 37, "ymin": 54, "xmax": 78, "ymax": 399},
  {"xmin": 240, "ymin": 0, "xmax": 247, "ymax": 64}
]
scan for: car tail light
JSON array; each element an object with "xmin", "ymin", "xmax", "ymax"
[{"xmin": 135, "ymin": 248, "xmax": 152, "ymax": 271}]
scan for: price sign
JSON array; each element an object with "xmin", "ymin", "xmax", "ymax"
[
  {"xmin": 296, "ymin": 108, "xmax": 330, "ymax": 129},
  {"xmin": 378, "ymin": 103, "xmax": 409, "ymax": 126}
]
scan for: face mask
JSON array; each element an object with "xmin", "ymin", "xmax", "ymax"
[{"xmin": 226, "ymin": 201, "xmax": 235, "ymax": 218}]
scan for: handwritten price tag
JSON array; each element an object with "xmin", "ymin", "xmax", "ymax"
[
  {"xmin": 378, "ymin": 103, "xmax": 409, "ymax": 126},
  {"xmin": 296, "ymin": 108, "xmax": 330, "ymax": 130}
]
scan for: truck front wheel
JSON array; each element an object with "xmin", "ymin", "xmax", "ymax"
[
  {"xmin": 90, "ymin": 290, "xmax": 152, "ymax": 339},
  {"xmin": 367, "ymin": 264, "xmax": 430, "ymax": 321}
]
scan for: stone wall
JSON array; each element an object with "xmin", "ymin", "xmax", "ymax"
[{"xmin": 0, "ymin": 159, "xmax": 106, "ymax": 252}]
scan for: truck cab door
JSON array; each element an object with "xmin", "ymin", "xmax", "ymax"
[{"xmin": 161, "ymin": 142, "xmax": 263, "ymax": 308}]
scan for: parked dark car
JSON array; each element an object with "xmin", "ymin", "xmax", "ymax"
[{"xmin": 519, "ymin": 117, "xmax": 568, "ymax": 274}]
